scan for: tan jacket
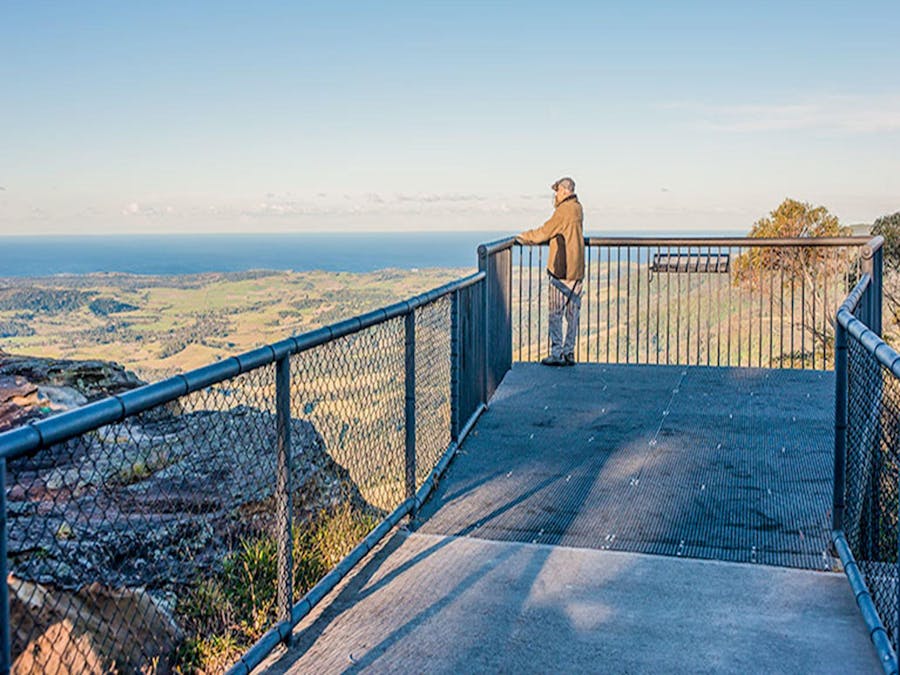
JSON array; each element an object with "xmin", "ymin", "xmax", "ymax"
[{"xmin": 518, "ymin": 194, "xmax": 584, "ymax": 281}]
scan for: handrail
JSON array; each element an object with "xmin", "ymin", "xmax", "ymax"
[
  {"xmin": 478, "ymin": 236, "xmax": 517, "ymax": 257},
  {"xmin": 580, "ymin": 235, "xmax": 873, "ymax": 247},
  {"xmin": 495, "ymin": 234, "xmax": 875, "ymax": 252},
  {"xmin": 833, "ymin": 256, "xmax": 898, "ymax": 675},
  {"xmin": 831, "ymin": 531, "xmax": 897, "ymax": 675},
  {"xmin": 0, "ymin": 271, "xmax": 486, "ymax": 462},
  {"xmin": 839, "ymin": 275, "xmax": 872, "ymax": 316},
  {"xmin": 862, "ymin": 235, "xmax": 886, "ymax": 257},
  {"xmin": 837, "ymin": 290, "xmax": 900, "ymax": 378}
]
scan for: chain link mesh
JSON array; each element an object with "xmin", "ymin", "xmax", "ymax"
[
  {"xmin": 290, "ymin": 318, "xmax": 406, "ymax": 515},
  {"xmin": 414, "ymin": 296, "xmax": 452, "ymax": 489},
  {"xmin": 4, "ymin": 292, "xmax": 464, "ymax": 673},
  {"xmin": 0, "ymin": 263, "xmax": 499, "ymax": 674},
  {"xmin": 845, "ymin": 333, "xmax": 900, "ymax": 652},
  {"xmin": 7, "ymin": 366, "xmax": 284, "ymax": 672}
]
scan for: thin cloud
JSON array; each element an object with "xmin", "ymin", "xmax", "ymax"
[
  {"xmin": 602, "ymin": 202, "xmax": 752, "ymax": 218},
  {"xmin": 122, "ymin": 202, "xmax": 175, "ymax": 217},
  {"xmin": 394, "ymin": 192, "xmax": 486, "ymax": 204},
  {"xmin": 666, "ymin": 95, "xmax": 900, "ymax": 133},
  {"xmin": 237, "ymin": 191, "xmax": 540, "ymax": 219}
]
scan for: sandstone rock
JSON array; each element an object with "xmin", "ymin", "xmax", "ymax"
[
  {"xmin": 7, "ymin": 401, "xmax": 381, "ymax": 670},
  {"xmin": 0, "ymin": 375, "xmax": 38, "ymax": 403},
  {"xmin": 0, "ymin": 351, "xmax": 143, "ymax": 400},
  {"xmin": 10, "ymin": 574, "xmax": 180, "ymax": 674},
  {"xmin": 0, "ymin": 375, "xmax": 44, "ymax": 431},
  {"xmin": 0, "ymin": 351, "xmax": 144, "ymax": 432},
  {"xmin": 3, "ymin": 352, "xmax": 381, "ymax": 672},
  {"xmin": 38, "ymin": 386, "xmax": 89, "ymax": 411}
]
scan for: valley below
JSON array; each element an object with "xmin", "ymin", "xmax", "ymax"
[{"xmin": 0, "ymin": 267, "xmax": 469, "ymax": 381}]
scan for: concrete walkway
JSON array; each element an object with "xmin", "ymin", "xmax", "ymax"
[{"xmin": 261, "ymin": 531, "xmax": 880, "ymax": 674}]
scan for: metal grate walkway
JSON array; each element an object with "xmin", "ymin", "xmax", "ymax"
[{"xmin": 417, "ymin": 363, "xmax": 835, "ymax": 570}]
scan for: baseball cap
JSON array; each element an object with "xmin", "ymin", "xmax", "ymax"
[{"xmin": 551, "ymin": 177, "xmax": 575, "ymax": 191}]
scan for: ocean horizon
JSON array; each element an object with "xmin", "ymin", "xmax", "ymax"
[{"xmin": 0, "ymin": 230, "xmax": 746, "ymax": 278}]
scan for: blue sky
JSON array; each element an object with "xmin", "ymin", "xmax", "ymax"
[{"xmin": 2, "ymin": 1, "xmax": 898, "ymax": 235}]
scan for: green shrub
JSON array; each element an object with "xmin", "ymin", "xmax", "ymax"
[{"xmin": 173, "ymin": 503, "xmax": 378, "ymax": 673}]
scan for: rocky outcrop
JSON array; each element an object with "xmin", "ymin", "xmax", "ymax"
[
  {"xmin": 0, "ymin": 350, "xmax": 143, "ymax": 432},
  {"xmin": 8, "ymin": 405, "xmax": 375, "ymax": 583},
  {"xmin": 2, "ymin": 352, "xmax": 381, "ymax": 673},
  {"xmin": 7, "ymin": 402, "xmax": 380, "ymax": 673}
]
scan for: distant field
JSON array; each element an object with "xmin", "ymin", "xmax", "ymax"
[{"xmin": 0, "ymin": 268, "xmax": 469, "ymax": 381}]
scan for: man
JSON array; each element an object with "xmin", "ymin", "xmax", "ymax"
[{"xmin": 516, "ymin": 177, "xmax": 584, "ymax": 366}]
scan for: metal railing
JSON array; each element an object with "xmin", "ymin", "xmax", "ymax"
[
  {"xmin": 832, "ymin": 236, "xmax": 898, "ymax": 674},
  {"xmin": 0, "ymin": 233, "xmax": 889, "ymax": 673},
  {"xmin": 511, "ymin": 236, "xmax": 873, "ymax": 369},
  {"xmin": 0, "ymin": 264, "xmax": 514, "ymax": 674}
]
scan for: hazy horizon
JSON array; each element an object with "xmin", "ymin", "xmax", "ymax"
[{"xmin": 0, "ymin": 223, "xmax": 755, "ymax": 238}]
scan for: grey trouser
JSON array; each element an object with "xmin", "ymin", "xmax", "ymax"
[{"xmin": 548, "ymin": 275, "xmax": 583, "ymax": 358}]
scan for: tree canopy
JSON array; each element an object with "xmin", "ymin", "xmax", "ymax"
[
  {"xmin": 871, "ymin": 211, "xmax": 900, "ymax": 271},
  {"xmin": 746, "ymin": 198, "xmax": 846, "ymax": 239},
  {"xmin": 734, "ymin": 198, "xmax": 850, "ymax": 285}
]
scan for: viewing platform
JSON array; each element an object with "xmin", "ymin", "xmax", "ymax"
[{"xmin": 2, "ymin": 235, "xmax": 895, "ymax": 674}]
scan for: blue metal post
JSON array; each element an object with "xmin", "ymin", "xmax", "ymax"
[
  {"xmin": 862, "ymin": 253, "xmax": 875, "ymax": 332},
  {"xmin": 405, "ymin": 310, "xmax": 417, "ymax": 519},
  {"xmin": 450, "ymin": 290, "xmax": 460, "ymax": 443},
  {"xmin": 833, "ymin": 320, "xmax": 848, "ymax": 532},
  {"xmin": 478, "ymin": 246, "xmax": 490, "ymax": 406},
  {"xmin": 873, "ymin": 246, "xmax": 883, "ymax": 337},
  {"xmin": 275, "ymin": 357, "xmax": 293, "ymax": 643},
  {"xmin": 1, "ymin": 459, "xmax": 10, "ymax": 674}
]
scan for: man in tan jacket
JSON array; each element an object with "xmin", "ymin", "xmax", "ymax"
[{"xmin": 516, "ymin": 177, "xmax": 584, "ymax": 366}]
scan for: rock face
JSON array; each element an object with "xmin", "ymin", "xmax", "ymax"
[
  {"xmin": 0, "ymin": 350, "xmax": 144, "ymax": 432},
  {"xmin": 2, "ymin": 352, "xmax": 380, "ymax": 673},
  {"xmin": 8, "ymin": 406, "xmax": 375, "ymax": 586}
]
